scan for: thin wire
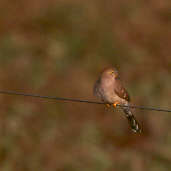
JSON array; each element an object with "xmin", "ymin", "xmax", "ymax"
[
  {"xmin": 117, "ymin": 104, "xmax": 171, "ymax": 113},
  {"xmin": 0, "ymin": 90, "xmax": 104, "ymax": 104},
  {"xmin": 0, "ymin": 90, "xmax": 171, "ymax": 113}
]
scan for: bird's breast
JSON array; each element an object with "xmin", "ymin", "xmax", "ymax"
[{"xmin": 100, "ymin": 79, "xmax": 116, "ymax": 103}]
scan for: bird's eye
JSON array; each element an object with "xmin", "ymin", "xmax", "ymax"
[{"xmin": 108, "ymin": 71, "xmax": 115, "ymax": 75}]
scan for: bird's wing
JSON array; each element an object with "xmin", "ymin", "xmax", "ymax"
[
  {"xmin": 93, "ymin": 78, "xmax": 103, "ymax": 98},
  {"xmin": 114, "ymin": 79, "xmax": 130, "ymax": 102}
]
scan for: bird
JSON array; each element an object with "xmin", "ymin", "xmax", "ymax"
[{"xmin": 93, "ymin": 67, "xmax": 141, "ymax": 133}]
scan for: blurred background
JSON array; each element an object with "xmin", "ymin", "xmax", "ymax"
[{"xmin": 0, "ymin": 0, "xmax": 171, "ymax": 170}]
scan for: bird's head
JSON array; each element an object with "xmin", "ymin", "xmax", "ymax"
[{"xmin": 101, "ymin": 67, "xmax": 120, "ymax": 80}]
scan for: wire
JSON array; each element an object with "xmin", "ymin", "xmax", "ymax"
[
  {"xmin": 0, "ymin": 90, "xmax": 104, "ymax": 104},
  {"xmin": 0, "ymin": 90, "xmax": 171, "ymax": 113},
  {"xmin": 117, "ymin": 104, "xmax": 171, "ymax": 113}
]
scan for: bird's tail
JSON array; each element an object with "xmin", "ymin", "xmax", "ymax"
[{"xmin": 122, "ymin": 107, "xmax": 141, "ymax": 133}]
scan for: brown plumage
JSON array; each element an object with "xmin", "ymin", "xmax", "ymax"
[{"xmin": 93, "ymin": 67, "xmax": 141, "ymax": 133}]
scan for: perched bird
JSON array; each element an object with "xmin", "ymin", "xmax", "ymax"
[{"xmin": 93, "ymin": 67, "xmax": 141, "ymax": 133}]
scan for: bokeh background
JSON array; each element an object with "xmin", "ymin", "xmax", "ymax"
[{"xmin": 0, "ymin": 0, "xmax": 171, "ymax": 170}]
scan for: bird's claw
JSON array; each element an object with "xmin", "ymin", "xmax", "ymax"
[
  {"xmin": 105, "ymin": 104, "xmax": 111, "ymax": 108},
  {"xmin": 113, "ymin": 102, "xmax": 120, "ymax": 108}
]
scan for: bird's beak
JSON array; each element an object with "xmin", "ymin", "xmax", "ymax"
[{"xmin": 115, "ymin": 72, "xmax": 120, "ymax": 79}]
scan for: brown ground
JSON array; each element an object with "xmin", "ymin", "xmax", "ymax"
[{"xmin": 0, "ymin": 0, "xmax": 171, "ymax": 170}]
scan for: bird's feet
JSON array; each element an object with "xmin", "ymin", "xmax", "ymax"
[
  {"xmin": 113, "ymin": 101, "xmax": 120, "ymax": 108},
  {"xmin": 105, "ymin": 104, "xmax": 111, "ymax": 108}
]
